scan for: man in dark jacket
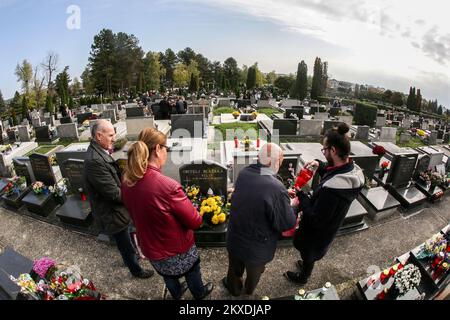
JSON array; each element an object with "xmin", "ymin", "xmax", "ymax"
[
  {"xmin": 223, "ymin": 143, "xmax": 297, "ymax": 297},
  {"xmin": 159, "ymin": 96, "xmax": 170, "ymax": 120},
  {"xmin": 84, "ymin": 119, "xmax": 153, "ymax": 279},
  {"xmin": 284, "ymin": 123, "xmax": 364, "ymax": 284}
]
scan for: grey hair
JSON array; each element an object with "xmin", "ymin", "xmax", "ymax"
[
  {"xmin": 258, "ymin": 143, "xmax": 283, "ymax": 167},
  {"xmin": 91, "ymin": 119, "xmax": 110, "ymax": 140}
]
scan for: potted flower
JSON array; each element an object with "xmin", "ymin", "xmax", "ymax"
[
  {"xmin": 390, "ymin": 264, "xmax": 422, "ymax": 299},
  {"xmin": 32, "ymin": 181, "xmax": 47, "ymax": 195},
  {"xmin": 372, "ymin": 145, "xmax": 386, "ymax": 160},
  {"xmin": 378, "ymin": 161, "xmax": 390, "ymax": 179},
  {"xmin": 243, "ymin": 136, "xmax": 251, "ymax": 152},
  {"xmin": 232, "ymin": 111, "xmax": 240, "ymax": 119},
  {"xmin": 49, "ymin": 179, "xmax": 68, "ymax": 205},
  {"xmin": 429, "ymin": 172, "xmax": 444, "ymax": 192},
  {"xmin": 250, "ymin": 111, "xmax": 258, "ymax": 120}
]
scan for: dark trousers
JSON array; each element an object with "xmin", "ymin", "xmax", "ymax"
[
  {"xmin": 300, "ymin": 259, "xmax": 315, "ymax": 279},
  {"xmin": 163, "ymin": 262, "xmax": 205, "ymax": 300},
  {"xmin": 227, "ymin": 255, "xmax": 266, "ymax": 296},
  {"xmin": 112, "ymin": 228, "xmax": 142, "ymax": 275}
]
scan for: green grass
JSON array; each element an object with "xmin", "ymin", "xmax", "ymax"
[
  {"xmin": 256, "ymin": 107, "xmax": 279, "ymax": 117},
  {"xmin": 26, "ymin": 145, "xmax": 58, "ymax": 156},
  {"xmin": 213, "ymin": 123, "xmax": 259, "ymax": 140},
  {"xmin": 213, "ymin": 107, "xmax": 236, "ymax": 116},
  {"xmin": 396, "ymin": 135, "xmax": 426, "ymax": 148}
]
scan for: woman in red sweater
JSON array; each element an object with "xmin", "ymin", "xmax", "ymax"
[{"xmin": 121, "ymin": 128, "xmax": 213, "ymax": 300}]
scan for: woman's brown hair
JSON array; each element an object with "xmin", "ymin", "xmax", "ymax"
[{"xmin": 123, "ymin": 127, "xmax": 166, "ymax": 186}]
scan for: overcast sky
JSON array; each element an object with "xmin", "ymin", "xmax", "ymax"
[{"xmin": 0, "ymin": 0, "xmax": 448, "ymax": 107}]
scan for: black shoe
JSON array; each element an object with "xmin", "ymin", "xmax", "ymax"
[
  {"xmin": 132, "ymin": 269, "xmax": 154, "ymax": 279},
  {"xmin": 195, "ymin": 282, "xmax": 214, "ymax": 300},
  {"xmin": 222, "ymin": 277, "xmax": 240, "ymax": 297},
  {"xmin": 283, "ymin": 271, "xmax": 308, "ymax": 285}
]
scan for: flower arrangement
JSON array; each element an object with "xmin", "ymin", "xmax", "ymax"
[
  {"xmin": 49, "ymin": 178, "xmax": 68, "ymax": 200},
  {"xmin": 416, "ymin": 129, "xmax": 426, "ymax": 137},
  {"xmin": 10, "ymin": 257, "xmax": 102, "ymax": 300},
  {"xmin": 49, "ymin": 155, "xmax": 58, "ymax": 166},
  {"xmin": 82, "ymin": 120, "xmax": 90, "ymax": 127},
  {"xmin": 184, "ymin": 186, "xmax": 230, "ymax": 226},
  {"xmin": 232, "ymin": 111, "xmax": 240, "ymax": 119},
  {"xmin": 32, "ymin": 181, "xmax": 47, "ymax": 195},
  {"xmin": 0, "ymin": 144, "xmax": 12, "ymax": 153},
  {"xmin": 429, "ymin": 171, "xmax": 445, "ymax": 187},
  {"xmin": 380, "ymin": 161, "xmax": 390, "ymax": 170},
  {"xmin": 372, "ymin": 145, "xmax": 386, "ymax": 157},
  {"xmin": 416, "ymin": 234, "xmax": 447, "ymax": 260},
  {"xmin": 393, "ymin": 264, "xmax": 421, "ymax": 296},
  {"xmin": 250, "ymin": 111, "xmax": 258, "ymax": 120},
  {"xmin": 4, "ymin": 176, "xmax": 27, "ymax": 197}
]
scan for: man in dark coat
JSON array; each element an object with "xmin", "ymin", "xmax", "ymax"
[
  {"xmin": 159, "ymin": 96, "xmax": 170, "ymax": 120},
  {"xmin": 84, "ymin": 119, "xmax": 153, "ymax": 279},
  {"xmin": 223, "ymin": 143, "xmax": 297, "ymax": 297},
  {"xmin": 284, "ymin": 123, "xmax": 364, "ymax": 284}
]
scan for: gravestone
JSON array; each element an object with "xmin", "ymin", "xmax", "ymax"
[
  {"xmin": 330, "ymin": 107, "xmax": 340, "ymax": 117},
  {"xmin": 443, "ymin": 133, "xmax": 450, "ymax": 144},
  {"xmin": 379, "ymin": 127, "xmax": 397, "ymax": 143},
  {"xmin": 18, "ymin": 126, "xmax": 30, "ymax": 142},
  {"xmin": 314, "ymin": 112, "xmax": 329, "ymax": 120},
  {"xmin": 402, "ymin": 119, "xmax": 411, "ymax": 129},
  {"xmin": 0, "ymin": 248, "xmax": 34, "ymax": 300},
  {"xmin": 56, "ymin": 123, "xmax": 79, "ymax": 140},
  {"xmin": 412, "ymin": 121, "xmax": 420, "ymax": 129},
  {"xmin": 375, "ymin": 116, "xmax": 386, "ymax": 127},
  {"xmin": 12, "ymin": 157, "xmax": 35, "ymax": 184},
  {"xmin": 7, "ymin": 130, "xmax": 18, "ymax": 142},
  {"xmin": 55, "ymin": 159, "xmax": 92, "ymax": 228},
  {"xmin": 171, "ymin": 114, "xmax": 205, "ymax": 139},
  {"xmin": 125, "ymin": 116, "xmax": 155, "ymax": 140},
  {"xmin": 55, "ymin": 142, "xmax": 90, "ymax": 178},
  {"xmin": 337, "ymin": 115, "xmax": 353, "ymax": 126},
  {"xmin": 273, "ymin": 119, "xmax": 298, "ymax": 136},
  {"xmin": 399, "ymin": 132, "xmax": 410, "ymax": 143},
  {"xmin": 349, "ymin": 141, "xmax": 379, "ymax": 181},
  {"xmin": 22, "ymin": 153, "xmax": 59, "ymax": 216},
  {"xmin": 386, "ymin": 154, "xmax": 418, "ymax": 188},
  {"xmin": 437, "ymin": 130, "xmax": 444, "ymax": 140},
  {"xmin": 413, "ymin": 154, "xmax": 431, "ymax": 180},
  {"xmin": 355, "ymin": 126, "xmax": 370, "ymax": 140},
  {"xmin": 179, "ymin": 160, "xmax": 228, "ymax": 196},
  {"xmin": 76, "ymin": 112, "xmax": 93, "ymax": 125},
  {"xmin": 102, "ymin": 109, "xmax": 117, "ymax": 123},
  {"xmin": 428, "ymin": 131, "xmax": 437, "ymax": 145},
  {"xmin": 35, "ymin": 125, "xmax": 58, "ymax": 143},
  {"xmin": 298, "ymin": 119, "xmax": 322, "ymax": 137},
  {"xmin": 285, "ymin": 108, "xmax": 303, "ymax": 120},
  {"xmin": 31, "ymin": 118, "xmax": 42, "ymax": 128},
  {"xmin": 125, "ymin": 107, "xmax": 145, "ymax": 118},
  {"xmin": 60, "ymin": 116, "xmax": 72, "ymax": 124},
  {"xmin": 323, "ymin": 120, "xmax": 341, "ymax": 135}
]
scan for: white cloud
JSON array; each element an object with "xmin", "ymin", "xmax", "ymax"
[{"xmin": 183, "ymin": 0, "xmax": 450, "ymax": 105}]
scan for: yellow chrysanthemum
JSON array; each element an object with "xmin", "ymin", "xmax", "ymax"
[
  {"xmin": 201, "ymin": 200, "xmax": 207, "ymax": 206},
  {"xmin": 214, "ymin": 207, "xmax": 221, "ymax": 215},
  {"xmin": 218, "ymin": 213, "xmax": 226, "ymax": 223},
  {"xmin": 211, "ymin": 215, "xmax": 219, "ymax": 225}
]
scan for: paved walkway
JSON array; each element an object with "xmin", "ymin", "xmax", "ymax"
[{"xmin": 0, "ymin": 194, "xmax": 448, "ymax": 300}]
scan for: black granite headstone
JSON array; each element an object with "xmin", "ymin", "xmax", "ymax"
[
  {"xmin": 387, "ymin": 154, "xmax": 418, "ymax": 188},
  {"xmin": 35, "ymin": 125, "xmax": 57, "ymax": 143},
  {"xmin": 170, "ymin": 114, "xmax": 205, "ymax": 138},
  {"xmin": 7, "ymin": 130, "xmax": 17, "ymax": 142},
  {"xmin": 273, "ymin": 119, "xmax": 298, "ymax": 136},
  {"xmin": 76, "ymin": 112, "xmax": 93, "ymax": 125},
  {"xmin": 63, "ymin": 159, "xmax": 85, "ymax": 194},
  {"xmin": 12, "ymin": 158, "xmax": 34, "ymax": 185},
  {"xmin": 125, "ymin": 107, "xmax": 145, "ymax": 118},
  {"xmin": 414, "ymin": 155, "xmax": 431, "ymax": 180},
  {"xmin": 60, "ymin": 116, "xmax": 72, "ymax": 124},
  {"xmin": 29, "ymin": 153, "xmax": 57, "ymax": 186},
  {"xmin": 179, "ymin": 160, "xmax": 228, "ymax": 196},
  {"xmin": 0, "ymin": 248, "xmax": 33, "ymax": 300},
  {"xmin": 330, "ymin": 107, "xmax": 340, "ymax": 117},
  {"xmin": 285, "ymin": 109, "xmax": 303, "ymax": 120}
]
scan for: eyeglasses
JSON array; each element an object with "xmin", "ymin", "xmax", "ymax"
[
  {"xmin": 160, "ymin": 144, "xmax": 171, "ymax": 152},
  {"xmin": 321, "ymin": 147, "xmax": 330, "ymax": 154}
]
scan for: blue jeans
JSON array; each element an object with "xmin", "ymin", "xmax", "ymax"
[
  {"xmin": 163, "ymin": 262, "xmax": 205, "ymax": 300},
  {"xmin": 112, "ymin": 228, "xmax": 142, "ymax": 275}
]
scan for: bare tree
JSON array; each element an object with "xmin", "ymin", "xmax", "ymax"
[
  {"xmin": 33, "ymin": 66, "xmax": 46, "ymax": 109},
  {"xmin": 41, "ymin": 51, "xmax": 59, "ymax": 95}
]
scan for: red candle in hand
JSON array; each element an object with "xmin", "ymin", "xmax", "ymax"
[
  {"xmin": 294, "ymin": 167, "xmax": 314, "ymax": 190},
  {"xmin": 234, "ymin": 137, "xmax": 238, "ymax": 148},
  {"xmin": 257, "ymin": 138, "xmax": 260, "ymax": 148}
]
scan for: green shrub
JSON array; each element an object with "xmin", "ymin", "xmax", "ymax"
[{"xmin": 354, "ymin": 102, "xmax": 377, "ymax": 126}]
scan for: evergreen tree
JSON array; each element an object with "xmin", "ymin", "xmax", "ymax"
[
  {"xmin": 188, "ymin": 73, "xmax": 200, "ymax": 93},
  {"xmin": 437, "ymin": 105, "xmax": 443, "ymax": 115},
  {"xmin": 415, "ymin": 89, "xmax": 422, "ymax": 112},
  {"xmin": 45, "ymin": 94, "xmax": 54, "ymax": 114},
  {"xmin": 55, "ymin": 66, "xmax": 71, "ymax": 106},
  {"xmin": 354, "ymin": 84, "xmax": 360, "ymax": 98},
  {"xmin": 310, "ymin": 57, "xmax": 323, "ymax": 100},
  {"xmin": 223, "ymin": 57, "xmax": 240, "ymax": 92},
  {"xmin": 21, "ymin": 95, "xmax": 29, "ymax": 121},
  {"xmin": 0, "ymin": 90, "xmax": 6, "ymax": 115},
  {"xmin": 246, "ymin": 65, "xmax": 257, "ymax": 90},
  {"xmin": 406, "ymin": 87, "xmax": 416, "ymax": 110},
  {"xmin": 321, "ymin": 61, "xmax": 328, "ymax": 95},
  {"xmin": 160, "ymin": 48, "xmax": 177, "ymax": 88},
  {"xmin": 144, "ymin": 51, "xmax": 162, "ymax": 91},
  {"xmin": 9, "ymin": 91, "xmax": 21, "ymax": 125},
  {"xmin": 390, "ymin": 91, "xmax": 404, "ymax": 106},
  {"xmin": 291, "ymin": 61, "xmax": 308, "ymax": 100}
]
